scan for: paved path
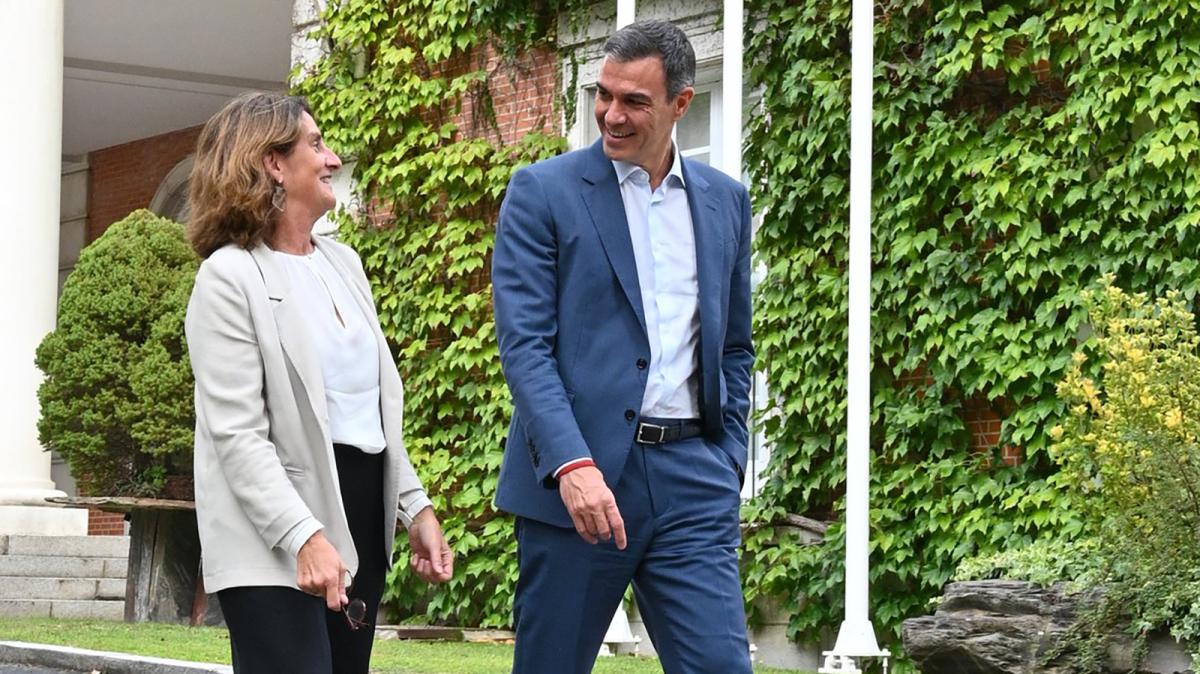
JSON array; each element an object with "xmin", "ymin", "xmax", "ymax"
[{"xmin": 0, "ymin": 666, "xmax": 82, "ymax": 674}]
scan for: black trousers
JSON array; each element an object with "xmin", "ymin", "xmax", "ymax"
[{"xmin": 218, "ymin": 444, "xmax": 387, "ymax": 674}]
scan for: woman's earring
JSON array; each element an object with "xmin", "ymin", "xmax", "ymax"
[{"xmin": 271, "ymin": 182, "xmax": 286, "ymax": 213}]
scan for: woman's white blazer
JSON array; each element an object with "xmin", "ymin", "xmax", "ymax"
[{"xmin": 185, "ymin": 236, "xmax": 431, "ymax": 593}]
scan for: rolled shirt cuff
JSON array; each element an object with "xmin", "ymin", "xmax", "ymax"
[
  {"xmin": 279, "ymin": 517, "xmax": 324, "ymax": 558},
  {"xmin": 397, "ymin": 492, "xmax": 434, "ymax": 529}
]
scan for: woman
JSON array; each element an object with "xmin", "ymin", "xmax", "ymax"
[{"xmin": 184, "ymin": 92, "xmax": 453, "ymax": 674}]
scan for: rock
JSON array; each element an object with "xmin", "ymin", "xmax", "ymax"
[
  {"xmin": 902, "ymin": 580, "xmax": 1192, "ymax": 674},
  {"xmin": 902, "ymin": 581, "xmax": 1076, "ymax": 674}
]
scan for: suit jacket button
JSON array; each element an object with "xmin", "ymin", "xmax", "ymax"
[
  {"xmin": 636, "ymin": 358, "xmax": 648, "ymax": 370},
  {"xmin": 624, "ymin": 409, "xmax": 636, "ymax": 422}
]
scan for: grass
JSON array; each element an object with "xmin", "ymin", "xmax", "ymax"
[{"xmin": 0, "ymin": 618, "xmax": 813, "ymax": 674}]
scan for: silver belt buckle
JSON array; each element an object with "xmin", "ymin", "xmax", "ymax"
[{"xmin": 637, "ymin": 422, "xmax": 667, "ymax": 444}]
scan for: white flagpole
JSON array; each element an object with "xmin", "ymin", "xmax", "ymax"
[
  {"xmin": 601, "ymin": 0, "xmax": 639, "ymax": 657},
  {"xmin": 819, "ymin": 0, "xmax": 889, "ymax": 672}
]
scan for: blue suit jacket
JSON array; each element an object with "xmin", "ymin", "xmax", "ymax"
[{"xmin": 492, "ymin": 140, "xmax": 755, "ymax": 528}]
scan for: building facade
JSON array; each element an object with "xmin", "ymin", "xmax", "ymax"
[
  {"xmin": 5, "ymin": 0, "xmax": 774, "ymax": 531},
  {"xmin": 2, "ymin": 0, "xmax": 295, "ymax": 535}
]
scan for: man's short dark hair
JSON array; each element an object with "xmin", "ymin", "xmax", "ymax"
[{"xmin": 603, "ymin": 20, "xmax": 696, "ymax": 99}]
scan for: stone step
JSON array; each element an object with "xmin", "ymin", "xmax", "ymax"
[
  {"xmin": 0, "ymin": 554, "xmax": 127, "ymax": 579},
  {"xmin": 0, "ymin": 535, "xmax": 129, "ymax": 559},
  {"xmin": 0, "ymin": 534, "xmax": 131, "ymax": 625},
  {"xmin": 0, "ymin": 598, "xmax": 124, "ymax": 620},
  {"xmin": 0, "ymin": 576, "xmax": 126, "ymax": 601}
]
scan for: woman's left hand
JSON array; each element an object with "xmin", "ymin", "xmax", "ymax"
[{"xmin": 407, "ymin": 506, "xmax": 454, "ymax": 583}]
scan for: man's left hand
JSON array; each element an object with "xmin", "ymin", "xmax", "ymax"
[{"xmin": 407, "ymin": 506, "xmax": 454, "ymax": 583}]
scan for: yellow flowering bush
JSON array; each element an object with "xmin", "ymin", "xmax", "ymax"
[
  {"xmin": 1052, "ymin": 278, "xmax": 1200, "ymax": 663},
  {"xmin": 1055, "ymin": 280, "xmax": 1200, "ymax": 544}
]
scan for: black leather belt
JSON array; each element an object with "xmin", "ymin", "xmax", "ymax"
[{"xmin": 635, "ymin": 418, "xmax": 703, "ymax": 445}]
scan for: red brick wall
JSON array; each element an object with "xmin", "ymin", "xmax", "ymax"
[
  {"xmin": 356, "ymin": 43, "xmax": 559, "ymax": 233},
  {"xmin": 87, "ymin": 125, "xmax": 202, "ymax": 241},
  {"xmin": 363, "ymin": 43, "xmax": 558, "ymax": 225},
  {"xmin": 88, "ymin": 509, "xmax": 126, "ymax": 536},
  {"xmin": 898, "ymin": 365, "xmax": 1021, "ymax": 463},
  {"xmin": 456, "ymin": 44, "xmax": 560, "ymax": 144},
  {"xmin": 962, "ymin": 396, "xmax": 1022, "ymax": 465}
]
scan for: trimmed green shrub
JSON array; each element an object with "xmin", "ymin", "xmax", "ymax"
[
  {"xmin": 36, "ymin": 209, "xmax": 197, "ymax": 497},
  {"xmin": 954, "ymin": 536, "xmax": 1101, "ymax": 588}
]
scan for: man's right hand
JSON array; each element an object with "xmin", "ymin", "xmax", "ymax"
[
  {"xmin": 296, "ymin": 531, "xmax": 348, "ymax": 611},
  {"xmin": 558, "ymin": 466, "xmax": 627, "ymax": 549}
]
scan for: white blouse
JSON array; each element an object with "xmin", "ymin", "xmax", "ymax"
[{"xmin": 273, "ymin": 247, "xmax": 386, "ymax": 454}]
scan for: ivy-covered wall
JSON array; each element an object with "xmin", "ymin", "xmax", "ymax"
[{"xmin": 741, "ymin": 0, "xmax": 1200, "ymax": 650}]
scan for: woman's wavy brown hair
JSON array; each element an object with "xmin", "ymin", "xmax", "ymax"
[{"xmin": 187, "ymin": 93, "xmax": 312, "ymax": 259}]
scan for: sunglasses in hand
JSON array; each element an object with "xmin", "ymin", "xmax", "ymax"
[{"xmin": 343, "ymin": 597, "xmax": 371, "ymax": 631}]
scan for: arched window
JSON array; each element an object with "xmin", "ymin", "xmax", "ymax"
[{"xmin": 150, "ymin": 155, "xmax": 194, "ymax": 224}]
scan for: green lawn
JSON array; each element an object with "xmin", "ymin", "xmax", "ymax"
[{"xmin": 0, "ymin": 618, "xmax": 812, "ymax": 674}]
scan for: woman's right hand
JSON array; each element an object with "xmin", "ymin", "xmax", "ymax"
[{"xmin": 296, "ymin": 530, "xmax": 348, "ymax": 610}]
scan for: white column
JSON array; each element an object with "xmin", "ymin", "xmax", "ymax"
[
  {"xmin": 720, "ymin": 0, "xmax": 743, "ymax": 182},
  {"xmin": 0, "ymin": 0, "xmax": 86, "ymax": 535},
  {"xmin": 604, "ymin": 0, "xmax": 638, "ymax": 652},
  {"xmin": 616, "ymin": 0, "xmax": 635, "ymax": 29}
]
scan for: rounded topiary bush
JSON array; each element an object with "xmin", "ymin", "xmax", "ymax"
[{"xmin": 36, "ymin": 209, "xmax": 198, "ymax": 497}]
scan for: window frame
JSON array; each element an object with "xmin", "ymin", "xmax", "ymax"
[{"xmin": 568, "ymin": 59, "xmax": 725, "ymax": 156}]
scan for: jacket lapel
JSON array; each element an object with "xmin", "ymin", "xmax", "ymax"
[
  {"xmin": 682, "ymin": 161, "xmax": 725, "ymax": 430},
  {"xmin": 312, "ymin": 239, "xmax": 406, "ymax": 453},
  {"xmin": 248, "ymin": 244, "xmax": 330, "ymax": 426},
  {"xmin": 580, "ymin": 141, "xmax": 649, "ymax": 337}
]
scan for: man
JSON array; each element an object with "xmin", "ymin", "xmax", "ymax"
[{"xmin": 492, "ymin": 19, "xmax": 755, "ymax": 674}]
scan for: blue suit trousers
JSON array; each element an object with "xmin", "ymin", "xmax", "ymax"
[{"xmin": 511, "ymin": 436, "xmax": 752, "ymax": 674}]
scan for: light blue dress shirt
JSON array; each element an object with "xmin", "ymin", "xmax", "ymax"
[{"xmin": 613, "ymin": 145, "xmax": 701, "ymax": 419}]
